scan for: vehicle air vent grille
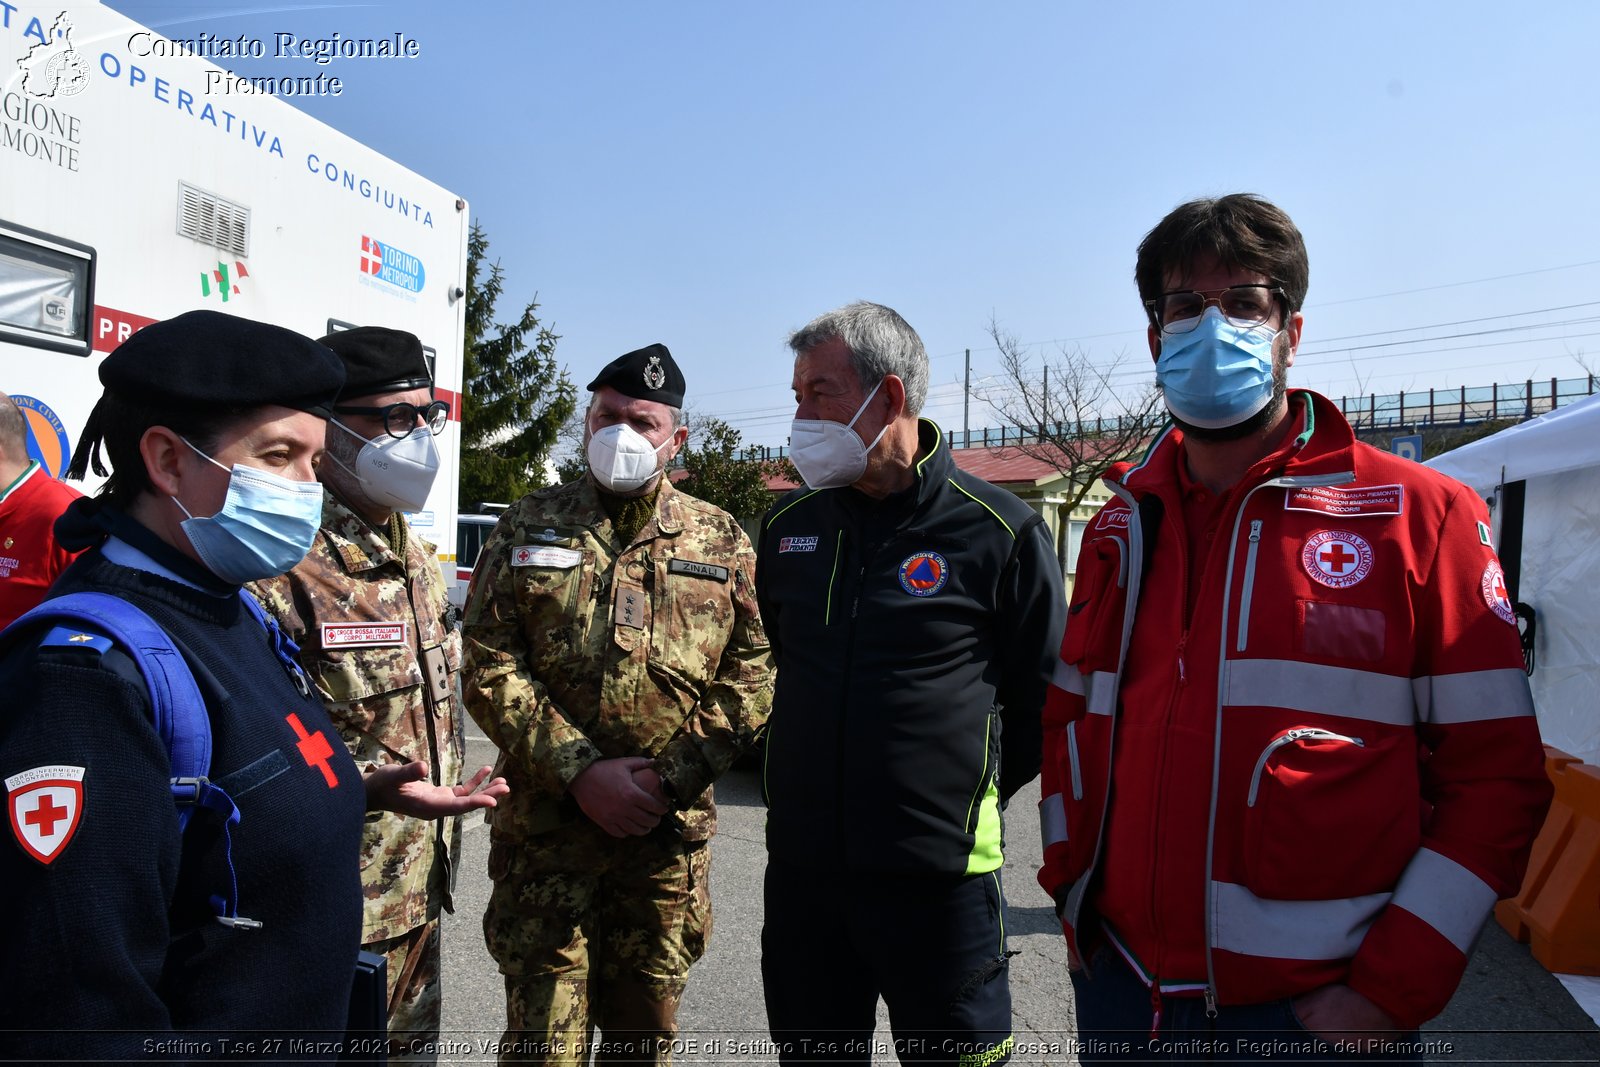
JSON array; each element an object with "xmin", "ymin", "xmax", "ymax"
[{"xmin": 177, "ymin": 182, "xmax": 250, "ymax": 257}]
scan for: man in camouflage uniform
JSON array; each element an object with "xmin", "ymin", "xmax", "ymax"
[
  {"xmin": 253, "ymin": 327, "xmax": 505, "ymax": 1062},
  {"xmin": 463, "ymin": 343, "xmax": 773, "ymax": 1066}
]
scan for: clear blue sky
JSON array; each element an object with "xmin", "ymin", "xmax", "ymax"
[{"xmin": 111, "ymin": 1, "xmax": 1600, "ymax": 450}]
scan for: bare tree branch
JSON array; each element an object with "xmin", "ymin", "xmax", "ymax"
[
  {"xmin": 976, "ymin": 316, "xmax": 1164, "ymax": 524},
  {"xmin": 1572, "ymin": 349, "xmax": 1597, "ymax": 391},
  {"xmin": 1344, "ymin": 354, "xmax": 1374, "ymax": 430}
]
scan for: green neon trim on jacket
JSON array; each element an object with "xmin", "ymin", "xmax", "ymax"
[
  {"xmin": 947, "ymin": 479, "xmax": 1016, "ymax": 539},
  {"xmin": 964, "ymin": 714, "xmax": 1003, "ymax": 874},
  {"xmin": 990, "ymin": 871, "xmax": 1006, "ymax": 951},
  {"xmin": 768, "ymin": 487, "xmax": 822, "ymax": 525},
  {"xmin": 914, "ymin": 418, "xmax": 944, "ymax": 476},
  {"xmin": 825, "ymin": 530, "xmax": 843, "ymax": 624},
  {"xmin": 965, "ymin": 778, "xmax": 1003, "ymax": 874},
  {"xmin": 958, "ymin": 1035, "xmax": 1015, "ymax": 1067}
]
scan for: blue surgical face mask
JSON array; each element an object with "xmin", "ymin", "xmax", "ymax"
[
  {"xmin": 171, "ymin": 440, "xmax": 324, "ymax": 583},
  {"xmin": 1156, "ymin": 306, "xmax": 1281, "ymax": 429}
]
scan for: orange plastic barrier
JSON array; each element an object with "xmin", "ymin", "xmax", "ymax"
[{"xmin": 1496, "ymin": 747, "xmax": 1600, "ymax": 975}]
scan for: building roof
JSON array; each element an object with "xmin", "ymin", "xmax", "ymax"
[
  {"xmin": 672, "ymin": 433, "xmax": 1145, "ymax": 496},
  {"xmin": 950, "ymin": 445, "xmax": 1071, "ymax": 486},
  {"xmin": 756, "ymin": 442, "xmax": 1118, "ymax": 493}
]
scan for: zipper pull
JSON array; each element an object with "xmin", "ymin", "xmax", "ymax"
[
  {"xmin": 1149, "ymin": 979, "xmax": 1164, "ymax": 1042},
  {"xmin": 1249, "ymin": 519, "xmax": 1263, "ymax": 543},
  {"xmin": 1176, "ymin": 633, "xmax": 1188, "ymax": 684},
  {"xmin": 1205, "ymin": 985, "xmax": 1218, "ymax": 1018}
]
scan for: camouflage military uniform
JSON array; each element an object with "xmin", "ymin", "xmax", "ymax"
[
  {"xmin": 462, "ymin": 476, "xmax": 771, "ymax": 1067},
  {"xmin": 251, "ymin": 490, "xmax": 464, "ymax": 1061}
]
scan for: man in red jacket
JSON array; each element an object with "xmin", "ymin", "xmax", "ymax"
[
  {"xmin": 0, "ymin": 393, "xmax": 82, "ymax": 629},
  {"xmin": 1038, "ymin": 194, "xmax": 1553, "ymax": 1063}
]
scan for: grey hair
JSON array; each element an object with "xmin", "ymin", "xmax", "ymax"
[
  {"xmin": 788, "ymin": 301, "xmax": 929, "ymax": 416},
  {"xmin": 585, "ymin": 392, "xmax": 685, "ymax": 430}
]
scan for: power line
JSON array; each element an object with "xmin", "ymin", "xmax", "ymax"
[
  {"xmin": 1298, "ymin": 316, "xmax": 1600, "ymax": 359},
  {"xmin": 707, "ymin": 275, "xmax": 1600, "ymax": 439},
  {"xmin": 952, "ymin": 259, "xmax": 1600, "ymax": 357},
  {"xmin": 1312, "ymin": 259, "xmax": 1600, "ymax": 308},
  {"xmin": 1296, "ymin": 301, "xmax": 1600, "ymax": 346},
  {"xmin": 722, "ymin": 328, "xmax": 1600, "ymax": 437}
]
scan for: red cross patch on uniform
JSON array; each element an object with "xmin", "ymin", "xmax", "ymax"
[
  {"xmin": 1481, "ymin": 561, "xmax": 1517, "ymax": 625},
  {"xmin": 1301, "ymin": 530, "xmax": 1374, "ymax": 589},
  {"xmin": 286, "ymin": 713, "xmax": 339, "ymax": 788},
  {"xmin": 6, "ymin": 765, "xmax": 85, "ymax": 865}
]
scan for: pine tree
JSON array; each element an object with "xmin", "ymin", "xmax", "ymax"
[
  {"xmin": 460, "ymin": 222, "xmax": 577, "ymax": 508},
  {"xmin": 677, "ymin": 416, "xmax": 796, "ymax": 524}
]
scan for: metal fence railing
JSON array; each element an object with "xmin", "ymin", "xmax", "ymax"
[
  {"xmin": 1338, "ymin": 375, "xmax": 1598, "ymax": 430},
  {"xmin": 733, "ymin": 375, "xmax": 1600, "ymax": 462}
]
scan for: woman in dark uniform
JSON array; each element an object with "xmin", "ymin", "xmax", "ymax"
[{"xmin": 0, "ymin": 311, "xmax": 502, "ymax": 1062}]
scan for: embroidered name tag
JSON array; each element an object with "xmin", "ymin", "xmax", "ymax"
[
  {"xmin": 511, "ymin": 546, "xmax": 582, "ymax": 569},
  {"xmin": 778, "ymin": 536, "xmax": 819, "ymax": 553},
  {"xmin": 1285, "ymin": 484, "xmax": 1403, "ymax": 517},
  {"xmin": 668, "ymin": 559, "xmax": 729, "ymax": 582},
  {"xmin": 321, "ymin": 622, "xmax": 409, "ymax": 648}
]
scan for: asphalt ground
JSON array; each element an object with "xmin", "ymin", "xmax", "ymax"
[{"xmin": 441, "ymin": 722, "xmax": 1600, "ymax": 1065}]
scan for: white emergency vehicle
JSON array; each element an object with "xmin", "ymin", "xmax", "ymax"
[{"xmin": 1, "ymin": 1, "xmax": 468, "ymax": 587}]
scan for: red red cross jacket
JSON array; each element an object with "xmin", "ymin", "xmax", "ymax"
[{"xmin": 1037, "ymin": 390, "xmax": 1553, "ymax": 1030}]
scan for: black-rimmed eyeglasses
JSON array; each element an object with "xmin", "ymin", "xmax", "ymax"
[
  {"xmin": 1146, "ymin": 284, "xmax": 1286, "ymax": 333},
  {"xmin": 333, "ymin": 400, "xmax": 450, "ymax": 439}
]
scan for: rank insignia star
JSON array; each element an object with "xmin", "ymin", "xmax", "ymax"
[{"xmin": 68, "ymin": 633, "xmax": 95, "ymax": 643}]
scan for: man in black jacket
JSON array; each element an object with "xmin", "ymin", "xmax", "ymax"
[{"xmin": 757, "ymin": 301, "xmax": 1066, "ymax": 1066}]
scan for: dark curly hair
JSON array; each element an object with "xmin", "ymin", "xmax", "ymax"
[{"xmin": 1135, "ymin": 194, "xmax": 1309, "ymax": 329}]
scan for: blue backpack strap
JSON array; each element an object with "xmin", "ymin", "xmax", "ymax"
[
  {"xmin": 14, "ymin": 592, "xmax": 212, "ymax": 811},
  {"xmin": 239, "ymin": 589, "xmax": 312, "ymax": 697},
  {"xmin": 3, "ymin": 592, "xmax": 260, "ymax": 930}
]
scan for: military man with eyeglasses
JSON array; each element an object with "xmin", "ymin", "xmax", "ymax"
[
  {"xmin": 251, "ymin": 326, "xmax": 508, "ymax": 1064},
  {"xmin": 1037, "ymin": 194, "xmax": 1552, "ymax": 1063}
]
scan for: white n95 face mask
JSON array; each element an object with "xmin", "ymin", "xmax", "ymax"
[
  {"xmin": 587, "ymin": 423, "xmax": 670, "ymax": 493},
  {"xmin": 330, "ymin": 420, "xmax": 441, "ymax": 513},
  {"xmin": 788, "ymin": 379, "xmax": 888, "ymax": 490}
]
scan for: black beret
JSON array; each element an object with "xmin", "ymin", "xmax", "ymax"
[
  {"xmin": 319, "ymin": 326, "xmax": 433, "ymax": 401},
  {"xmin": 586, "ymin": 343, "xmax": 685, "ymax": 408},
  {"xmin": 100, "ymin": 310, "xmax": 344, "ymax": 417}
]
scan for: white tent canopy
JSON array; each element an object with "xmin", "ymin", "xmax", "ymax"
[
  {"xmin": 1429, "ymin": 395, "xmax": 1600, "ymax": 766},
  {"xmin": 1428, "ymin": 393, "xmax": 1600, "ymax": 490}
]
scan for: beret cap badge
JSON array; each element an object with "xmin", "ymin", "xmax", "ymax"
[
  {"xmin": 586, "ymin": 342, "xmax": 685, "ymax": 407},
  {"xmin": 643, "ymin": 355, "xmax": 667, "ymax": 391}
]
